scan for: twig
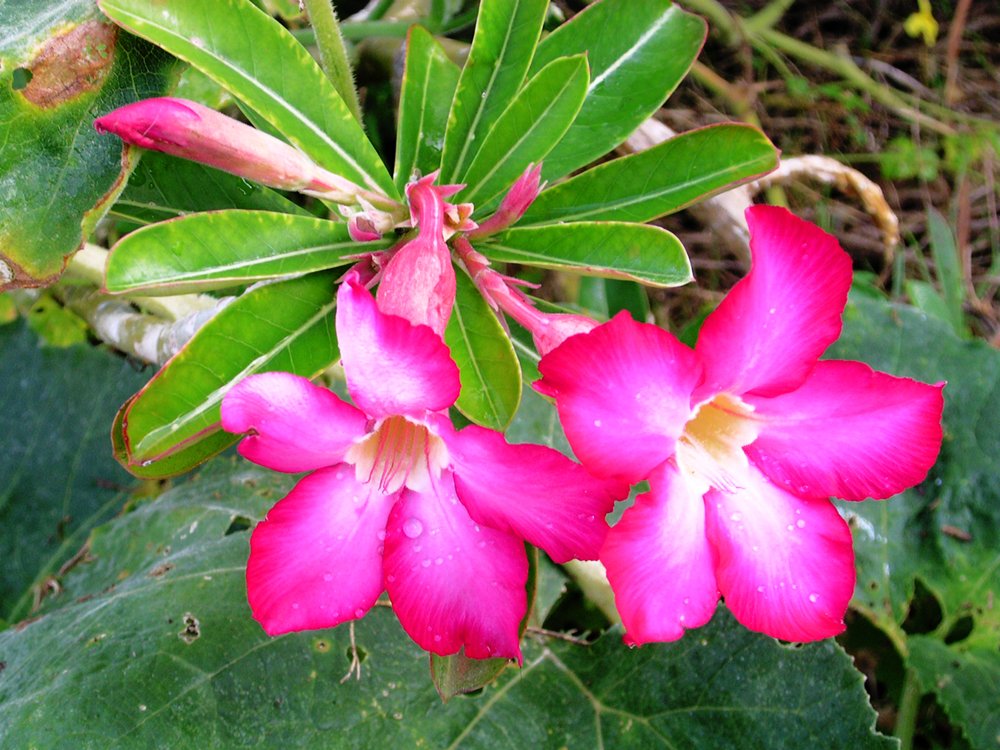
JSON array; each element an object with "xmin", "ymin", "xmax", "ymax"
[{"xmin": 303, "ymin": 0, "xmax": 364, "ymax": 124}]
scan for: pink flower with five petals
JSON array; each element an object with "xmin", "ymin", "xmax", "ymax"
[
  {"xmin": 536, "ymin": 206, "xmax": 945, "ymax": 644},
  {"xmin": 222, "ymin": 272, "xmax": 623, "ymax": 660}
]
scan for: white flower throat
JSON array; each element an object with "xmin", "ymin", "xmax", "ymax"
[
  {"xmin": 675, "ymin": 393, "xmax": 761, "ymax": 493},
  {"xmin": 346, "ymin": 415, "xmax": 448, "ymax": 495}
]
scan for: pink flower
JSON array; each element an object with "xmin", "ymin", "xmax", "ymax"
[
  {"xmin": 536, "ymin": 206, "xmax": 945, "ymax": 644},
  {"xmin": 467, "ymin": 163, "xmax": 543, "ymax": 239},
  {"xmin": 221, "ymin": 272, "xmax": 623, "ymax": 660}
]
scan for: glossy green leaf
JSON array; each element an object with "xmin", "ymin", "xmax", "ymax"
[
  {"xmin": 0, "ymin": 321, "xmax": 147, "ymax": 623},
  {"xmin": 105, "ymin": 211, "xmax": 389, "ymax": 295},
  {"xmin": 908, "ymin": 636, "xmax": 1000, "ymax": 750},
  {"xmin": 521, "ymin": 124, "xmax": 778, "ymax": 226},
  {"xmin": 481, "ymin": 222, "xmax": 692, "ymax": 288},
  {"xmin": 111, "ymin": 150, "xmax": 309, "ymax": 226},
  {"xmin": 0, "ymin": 1, "xmax": 175, "ymax": 288},
  {"xmin": 0, "ymin": 456, "xmax": 893, "ymax": 748},
  {"xmin": 121, "ymin": 271, "xmax": 340, "ymax": 466},
  {"xmin": 528, "ymin": 0, "xmax": 706, "ymax": 181},
  {"xmin": 394, "ymin": 25, "xmax": 461, "ymax": 191},
  {"xmin": 439, "ymin": 0, "xmax": 548, "ymax": 183},
  {"xmin": 832, "ymin": 295, "xmax": 999, "ymax": 641},
  {"xmin": 461, "ymin": 55, "xmax": 589, "ymax": 209},
  {"xmin": 444, "ymin": 266, "xmax": 522, "ymax": 430},
  {"xmin": 98, "ymin": 0, "xmax": 398, "ymax": 199}
]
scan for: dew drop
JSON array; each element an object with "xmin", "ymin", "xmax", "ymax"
[
  {"xmin": 376, "ymin": 529, "xmax": 386, "ymax": 541},
  {"xmin": 679, "ymin": 614, "xmax": 686, "ymax": 623},
  {"xmin": 433, "ymin": 634, "xmax": 442, "ymax": 643},
  {"xmin": 683, "ymin": 597, "xmax": 690, "ymax": 605},
  {"xmin": 386, "ymin": 574, "xmax": 396, "ymax": 583},
  {"xmin": 786, "ymin": 524, "xmax": 795, "ymax": 532},
  {"xmin": 796, "ymin": 519, "xmax": 806, "ymax": 529},
  {"xmin": 322, "ymin": 573, "xmax": 333, "ymax": 582},
  {"xmin": 593, "ymin": 419, "xmax": 603, "ymax": 427},
  {"xmin": 756, "ymin": 585, "xmax": 766, "ymax": 593},
  {"xmin": 292, "ymin": 602, "xmax": 300, "ymax": 610},
  {"xmin": 808, "ymin": 593, "xmax": 818, "ymax": 603},
  {"xmin": 434, "ymin": 557, "xmax": 444, "ymax": 565},
  {"xmin": 421, "ymin": 559, "xmax": 432, "ymax": 568},
  {"xmin": 730, "ymin": 512, "xmax": 742, "ymax": 522},
  {"xmin": 402, "ymin": 518, "xmax": 424, "ymax": 538},
  {"xmin": 768, "ymin": 307, "xmax": 776, "ymax": 315}
]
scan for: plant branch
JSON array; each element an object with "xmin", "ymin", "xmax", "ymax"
[
  {"xmin": 895, "ymin": 667, "xmax": 922, "ymax": 750},
  {"xmin": 303, "ymin": 0, "xmax": 364, "ymax": 124}
]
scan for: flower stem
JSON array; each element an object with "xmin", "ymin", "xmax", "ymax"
[
  {"xmin": 302, "ymin": 0, "xmax": 364, "ymax": 125},
  {"xmin": 895, "ymin": 667, "xmax": 922, "ymax": 750}
]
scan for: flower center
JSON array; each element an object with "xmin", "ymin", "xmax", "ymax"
[
  {"xmin": 675, "ymin": 393, "xmax": 761, "ymax": 494},
  {"xmin": 345, "ymin": 415, "xmax": 448, "ymax": 495}
]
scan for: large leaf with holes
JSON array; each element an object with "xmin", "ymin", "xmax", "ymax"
[
  {"xmin": 105, "ymin": 211, "xmax": 389, "ymax": 295},
  {"xmin": 481, "ymin": 222, "xmax": 691, "ymax": 288},
  {"xmin": 444, "ymin": 266, "xmax": 521, "ymax": 431},
  {"xmin": 520, "ymin": 124, "xmax": 778, "ymax": 226},
  {"xmin": 394, "ymin": 25, "xmax": 461, "ymax": 191},
  {"xmin": 98, "ymin": 0, "xmax": 398, "ymax": 199},
  {"xmin": 527, "ymin": 0, "xmax": 706, "ymax": 181},
  {"xmin": 0, "ymin": 457, "xmax": 893, "ymax": 747},
  {"xmin": 111, "ymin": 151, "xmax": 310, "ymax": 226},
  {"xmin": 0, "ymin": 321, "xmax": 148, "ymax": 624},
  {"xmin": 119, "ymin": 270, "xmax": 340, "ymax": 473},
  {"xmin": 0, "ymin": 0, "xmax": 175, "ymax": 289},
  {"xmin": 439, "ymin": 0, "xmax": 548, "ymax": 183}
]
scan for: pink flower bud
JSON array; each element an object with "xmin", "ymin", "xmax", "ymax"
[
  {"xmin": 95, "ymin": 97, "xmax": 367, "ymax": 204},
  {"xmin": 468, "ymin": 163, "xmax": 543, "ymax": 238}
]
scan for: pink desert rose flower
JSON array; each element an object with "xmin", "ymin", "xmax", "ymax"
[
  {"xmin": 536, "ymin": 206, "xmax": 945, "ymax": 644},
  {"xmin": 221, "ymin": 272, "xmax": 623, "ymax": 660}
]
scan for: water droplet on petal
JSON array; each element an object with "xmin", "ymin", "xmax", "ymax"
[
  {"xmin": 756, "ymin": 585, "xmax": 766, "ymax": 593},
  {"xmin": 796, "ymin": 519, "xmax": 806, "ymax": 528},
  {"xmin": 768, "ymin": 307, "xmax": 776, "ymax": 314},
  {"xmin": 354, "ymin": 608, "xmax": 365, "ymax": 618},
  {"xmin": 322, "ymin": 572, "xmax": 333, "ymax": 582},
  {"xmin": 376, "ymin": 529, "xmax": 387, "ymax": 541},
  {"xmin": 292, "ymin": 602, "xmax": 300, "ymax": 609},
  {"xmin": 421, "ymin": 559, "xmax": 432, "ymax": 568},
  {"xmin": 433, "ymin": 634, "xmax": 442, "ymax": 643},
  {"xmin": 730, "ymin": 512, "xmax": 742, "ymax": 522},
  {"xmin": 402, "ymin": 518, "xmax": 423, "ymax": 538},
  {"xmin": 593, "ymin": 419, "xmax": 602, "ymax": 428},
  {"xmin": 786, "ymin": 524, "xmax": 795, "ymax": 532},
  {"xmin": 808, "ymin": 593, "xmax": 818, "ymax": 603},
  {"xmin": 386, "ymin": 574, "xmax": 396, "ymax": 583}
]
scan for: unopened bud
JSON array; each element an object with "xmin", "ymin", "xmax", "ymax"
[{"xmin": 468, "ymin": 163, "xmax": 543, "ymax": 238}]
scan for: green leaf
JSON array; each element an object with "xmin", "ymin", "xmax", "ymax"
[
  {"xmin": 481, "ymin": 222, "xmax": 692, "ymax": 288},
  {"xmin": 25, "ymin": 295, "xmax": 89, "ymax": 347},
  {"xmin": 460, "ymin": 55, "xmax": 589, "ymax": 209},
  {"xmin": 528, "ymin": 0, "xmax": 707, "ymax": 181},
  {"xmin": 926, "ymin": 208, "xmax": 966, "ymax": 336},
  {"xmin": 393, "ymin": 25, "xmax": 461, "ymax": 191},
  {"xmin": 444, "ymin": 266, "xmax": 522, "ymax": 431},
  {"xmin": 521, "ymin": 124, "xmax": 778, "ymax": 225},
  {"xmin": 98, "ymin": 0, "xmax": 399, "ymax": 200},
  {"xmin": 121, "ymin": 271, "xmax": 340, "ymax": 468},
  {"xmin": 0, "ymin": 1, "xmax": 175, "ymax": 288},
  {"xmin": 833, "ymin": 296, "xmax": 999, "ymax": 638},
  {"xmin": 111, "ymin": 150, "xmax": 310, "ymax": 226},
  {"xmin": 105, "ymin": 211, "xmax": 389, "ymax": 295},
  {"xmin": 908, "ymin": 636, "xmax": 1000, "ymax": 750},
  {"xmin": 0, "ymin": 457, "xmax": 893, "ymax": 748},
  {"xmin": 0, "ymin": 321, "xmax": 147, "ymax": 623},
  {"xmin": 439, "ymin": 0, "xmax": 548, "ymax": 183}
]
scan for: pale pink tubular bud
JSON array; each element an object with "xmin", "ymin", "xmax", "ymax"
[
  {"xmin": 94, "ymin": 97, "xmax": 368, "ymax": 204},
  {"xmin": 376, "ymin": 175, "xmax": 456, "ymax": 335},
  {"xmin": 454, "ymin": 236, "xmax": 596, "ymax": 356},
  {"xmin": 467, "ymin": 163, "xmax": 543, "ymax": 239},
  {"xmin": 348, "ymin": 215, "xmax": 382, "ymax": 242}
]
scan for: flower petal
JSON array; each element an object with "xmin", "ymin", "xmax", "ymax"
[
  {"xmin": 704, "ymin": 464, "xmax": 855, "ymax": 641},
  {"xmin": 747, "ymin": 360, "xmax": 945, "ymax": 500},
  {"xmin": 336, "ymin": 272, "xmax": 460, "ymax": 418},
  {"xmin": 536, "ymin": 312, "xmax": 702, "ymax": 483},
  {"xmin": 222, "ymin": 372, "xmax": 367, "ymax": 472},
  {"xmin": 382, "ymin": 475, "xmax": 527, "ymax": 660},
  {"xmin": 601, "ymin": 462, "xmax": 719, "ymax": 644},
  {"xmin": 695, "ymin": 206, "xmax": 853, "ymax": 398},
  {"xmin": 444, "ymin": 424, "xmax": 626, "ymax": 562},
  {"xmin": 246, "ymin": 465, "xmax": 396, "ymax": 636}
]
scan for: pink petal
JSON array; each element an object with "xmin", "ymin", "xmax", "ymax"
[
  {"xmin": 746, "ymin": 360, "xmax": 945, "ymax": 500},
  {"xmin": 695, "ymin": 206, "xmax": 853, "ymax": 398},
  {"xmin": 704, "ymin": 464, "xmax": 855, "ymax": 641},
  {"xmin": 376, "ymin": 238, "xmax": 456, "ymax": 336},
  {"xmin": 246, "ymin": 465, "xmax": 396, "ymax": 635},
  {"xmin": 382, "ymin": 475, "xmax": 527, "ymax": 660},
  {"xmin": 222, "ymin": 372, "xmax": 367, "ymax": 472},
  {"xmin": 336, "ymin": 272, "xmax": 460, "ymax": 419},
  {"xmin": 601, "ymin": 462, "xmax": 720, "ymax": 644},
  {"xmin": 536, "ymin": 312, "xmax": 702, "ymax": 483},
  {"xmin": 444, "ymin": 424, "xmax": 626, "ymax": 562}
]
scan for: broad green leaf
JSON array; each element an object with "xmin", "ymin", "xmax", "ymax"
[
  {"xmin": 461, "ymin": 55, "xmax": 589, "ymax": 209},
  {"xmin": 908, "ymin": 636, "xmax": 1000, "ymax": 750},
  {"xmin": 0, "ymin": 1, "xmax": 175, "ymax": 288},
  {"xmin": 832, "ymin": 295, "xmax": 999, "ymax": 644},
  {"xmin": 0, "ymin": 457, "xmax": 893, "ymax": 748},
  {"xmin": 444, "ymin": 266, "xmax": 522, "ymax": 430},
  {"xmin": 528, "ymin": 0, "xmax": 706, "ymax": 181},
  {"xmin": 121, "ymin": 271, "xmax": 340, "ymax": 466},
  {"xmin": 439, "ymin": 0, "xmax": 548, "ymax": 183},
  {"xmin": 111, "ymin": 150, "xmax": 310, "ymax": 226},
  {"xmin": 394, "ymin": 25, "xmax": 461, "ymax": 191},
  {"xmin": 98, "ymin": 0, "xmax": 399, "ymax": 199},
  {"xmin": 521, "ymin": 124, "xmax": 778, "ymax": 225},
  {"xmin": 0, "ymin": 321, "xmax": 147, "ymax": 623},
  {"xmin": 105, "ymin": 211, "xmax": 389, "ymax": 295},
  {"xmin": 481, "ymin": 222, "xmax": 692, "ymax": 288}
]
